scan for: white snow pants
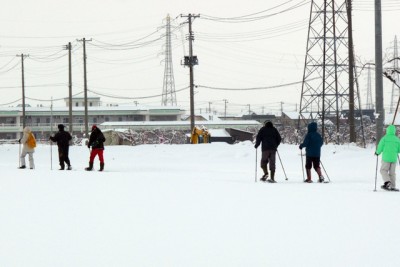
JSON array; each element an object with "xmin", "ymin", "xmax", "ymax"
[
  {"xmin": 380, "ymin": 161, "xmax": 396, "ymax": 188},
  {"xmin": 20, "ymin": 151, "xmax": 35, "ymax": 169}
]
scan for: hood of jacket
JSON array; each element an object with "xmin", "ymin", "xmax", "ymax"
[
  {"xmin": 23, "ymin": 126, "xmax": 31, "ymax": 133},
  {"xmin": 307, "ymin": 122, "xmax": 318, "ymax": 133},
  {"xmin": 386, "ymin": 125, "xmax": 396, "ymax": 136}
]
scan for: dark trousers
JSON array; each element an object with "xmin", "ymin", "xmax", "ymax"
[
  {"xmin": 305, "ymin": 156, "xmax": 320, "ymax": 171},
  {"xmin": 260, "ymin": 150, "xmax": 276, "ymax": 171},
  {"xmin": 58, "ymin": 147, "xmax": 71, "ymax": 167}
]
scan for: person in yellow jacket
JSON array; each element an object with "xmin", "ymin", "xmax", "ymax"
[
  {"xmin": 375, "ymin": 125, "xmax": 400, "ymax": 191},
  {"xmin": 19, "ymin": 126, "xmax": 36, "ymax": 169}
]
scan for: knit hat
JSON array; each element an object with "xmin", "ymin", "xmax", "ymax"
[
  {"xmin": 58, "ymin": 124, "xmax": 65, "ymax": 130},
  {"xmin": 92, "ymin": 125, "xmax": 97, "ymax": 131}
]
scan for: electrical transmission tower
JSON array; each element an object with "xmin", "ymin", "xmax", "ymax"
[
  {"xmin": 161, "ymin": 15, "xmax": 177, "ymax": 106},
  {"xmin": 299, "ymin": 0, "xmax": 361, "ymax": 142},
  {"xmin": 390, "ymin": 36, "xmax": 400, "ymax": 113}
]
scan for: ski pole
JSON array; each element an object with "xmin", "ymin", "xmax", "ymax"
[
  {"xmin": 300, "ymin": 149, "xmax": 305, "ymax": 182},
  {"xmin": 320, "ymin": 160, "xmax": 331, "ymax": 182},
  {"xmin": 374, "ymin": 154, "xmax": 379, "ymax": 192},
  {"xmin": 255, "ymin": 148, "xmax": 258, "ymax": 183},
  {"xmin": 277, "ymin": 150, "xmax": 288, "ymax": 180},
  {"xmin": 50, "ymin": 140, "xmax": 53, "ymax": 170},
  {"xmin": 18, "ymin": 140, "xmax": 21, "ymax": 168}
]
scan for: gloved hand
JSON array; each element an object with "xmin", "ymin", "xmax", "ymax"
[
  {"xmin": 299, "ymin": 145, "xmax": 302, "ymax": 149},
  {"xmin": 18, "ymin": 139, "xmax": 21, "ymax": 144},
  {"xmin": 254, "ymin": 145, "xmax": 258, "ymax": 149},
  {"xmin": 375, "ymin": 152, "xmax": 379, "ymax": 156}
]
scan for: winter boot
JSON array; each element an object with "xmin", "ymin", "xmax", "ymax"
[
  {"xmin": 66, "ymin": 165, "xmax": 72, "ymax": 170},
  {"xmin": 316, "ymin": 168, "xmax": 324, "ymax": 183},
  {"xmin": 268, "ymin": 171, "xmax": 277, "ymax": 183},
  {"xmin": 18, "ymin": 165, "xmax": 26, "ymax": 169},
  {"xmin": 260, "ymin": 166, "xmax": 268, "ymax": 181},
  {"xmin": 99, "ymin": 163, "xmax": 104, "ymax": 172},
  {"xmin": 85, "ymin": 162, "xmax": 93, "ymax": 171},
  {"xmin": 381, "ymin": 181, "xmax": 391, "ymax": 191},
  {"xmin": 304, "ymin": 169, "xmax": 313, "ymax": 183},
  {"xmin": 59, "ymin": 165, "xmax": 65, "ymax": 170}
]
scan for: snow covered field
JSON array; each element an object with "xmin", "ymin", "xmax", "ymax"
[{"xmin": 0, "ymin": 142, "xmax": 398, "ymax": 267}]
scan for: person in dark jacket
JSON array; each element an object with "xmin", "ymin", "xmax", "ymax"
[
  {"xmin": 50, "ymin": 124, "xmax": 72, "ymax": 170},
  {"xmin": 299, "ymin": 122, "xmax": 324, "ymax": 183},
  {"xmin": 85, "ymin": 125, "xmax": 106, "ymax": 171},
  {"xmin": 254, "ymin": 121, "xmax": 282, "ymax": 182}
]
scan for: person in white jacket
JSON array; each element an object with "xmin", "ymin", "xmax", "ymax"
[{"xmin": 19, "ymin": 126, "xmax": 35, "ymax": 169}]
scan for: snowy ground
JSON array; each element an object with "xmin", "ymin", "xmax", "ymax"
[{"xmin": 0, "ymin": 142, "xmax": 398, "ymax": 267}]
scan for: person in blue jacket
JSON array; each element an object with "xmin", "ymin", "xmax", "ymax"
[{"xmin": 299, "ymin": 122, "xmax": 324, "ymax": 183}]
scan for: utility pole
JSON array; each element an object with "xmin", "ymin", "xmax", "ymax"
[
  {"xmin": 223, "ymin": 99, "xmax": 228, "ymax": 119},
  {"xmin": 208, "ymin": 102, "xmax": 212, "ymax": 113},
  {"xmin": 247, "ymin": 104, "xmax": 251, "ymax": 115},
  {"xmin": 65, "ymin": 42, "xmax": 73, "ymax": 135},
  {"xmin": 375, "ymin": 0, "xmax": 384, "ymax": 142},
  {"xmin": 77, "ymin": 38, "xmax": 92, "ymax": 138},
  {"xmin": 280, "ymin": 101, "xmax": 284, "ymax": 116},
  {"xmin": 181, "ymin": 14, "xmax": 200, "ymax": 139},
  {"xmin": 347, "ymin": 0, "xmax": 356, "ymax": 142},
  {"xmin": 17, "ymin": 54, "xmax": 29, "ymax": 129}
]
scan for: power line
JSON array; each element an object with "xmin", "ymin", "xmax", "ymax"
[{"xmin": 196, "ymin": 78, "xmax": 316, "ymax": 91}]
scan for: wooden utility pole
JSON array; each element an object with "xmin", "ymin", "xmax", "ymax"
[
  {"xmin": 223, "ymin": 99, "xmax": 228, "ymax": 119},
  {"xmin": 347, "ymin": 0, "xmax": 356, "ymax": 142},
  {"xmin": 77, "ymin": 38, "xmax": 92, "ymax": 137},
  {"xmin": 375, "ymin": 0, "xmax": 384, "ymax": 141},
  {"xmin": 66, "ymin": 42, "xmax": 73, "ymax": 135},
  {"xmin": 17, "ymin": 54, "xmax": 29, "ymax": 129},
  {"xmin": 181, "ymin": 14, "xmax": 199, "ymax": 140}
]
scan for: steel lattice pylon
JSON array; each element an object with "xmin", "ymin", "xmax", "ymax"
[
  {"xmin": 161, "ymin": 15, "xmax": 177, "ymax": 106},
  {"xmin": 299, "ymin": 0, "xmax": 361, "ymax": 142}
]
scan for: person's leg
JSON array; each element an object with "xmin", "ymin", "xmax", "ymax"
[
  {"xmin": 28, "ymin": 152, "xmax": 34, "ymax": 169},
  {"xmin": 63, "ymin": 147, "xmax": 71, "ymax": 169},
  {"xmin": 312, "ymin": 157, "xmax": 324, "ymax": 182},
  {"xmin": 20, "ymin": 150, "xmax": 27, "ymax": 168},
  {"xmin": 268, "ymin": 150, "xmax": 276, "ymax": 181},
  {"xmin": 98, "ymin": 150, "xmax": 104, "ymax": 171},
  {"xmin": 388, "ymin": 162, "xmax": 397, "ymax": 188},
  {"xmin": 305, "ymin": 157, "xmax": 312, "ymax": 182},
  {"xmin": 380, "ymin": 161, "xmax": 391, "ymax": 184},
  {"xmin": 86, "ymin": 150, "xmax": 98, "ymax": 170},
  {"xmin": 58, "ymin": 147, "xmax": 65, "ymax": 170},
  {"xmin": 260, "ymin": 150, "xmax": 269, "ymax": 180}
]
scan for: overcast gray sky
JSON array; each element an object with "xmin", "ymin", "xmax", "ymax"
[{"xmin": 0, "ymin": 0, "xmax": 398, "ymax": 115}]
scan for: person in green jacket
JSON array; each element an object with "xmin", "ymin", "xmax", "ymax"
[{"xmin": 375, "ymin": 125, "xmax": 400, "ymax": 191}]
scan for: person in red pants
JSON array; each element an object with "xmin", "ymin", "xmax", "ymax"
[{"xmin": 85, "ymin": 125, "xmax": 106, "ymax": 171}]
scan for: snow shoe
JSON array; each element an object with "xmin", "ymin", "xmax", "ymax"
[
  {"xmin": 260, "ymin": 173, "xmax": 268, "ymax": 182},
  {"xmin": 267, "ymin": 179, "xmax": 277, "ymax": 183},
  {"xmin": 390, "ymin": 187, "xmax": 400, "ymax": 192},
  {"xmin": 304, "ymin": 179, "xmax": 313, "ymax": 183},
  {"xmin": 318, "ymin": 176, "xmax": 325, "ymax": 183},
  {"xmin": 85, "ymin": 162, "xmax": 93, "ymax": 171},
  {"xmin": 66, "ymin": 165, "xmax": 72, "ymax": 170},
  {"xmin": 99, "ymin": 163, "xmax": 104, "ymax": 172},
  {"xmin": 381, "ymin": 181, "xmax": 392, "ymax": 191},
  {"xmin": 18, "ymin": 165, "xmax": 26, "ymax": 169}
]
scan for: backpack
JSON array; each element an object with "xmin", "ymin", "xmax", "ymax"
[{"xmin": 27, "ymin": 132, "xmax": 37, "ymax": 148}]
